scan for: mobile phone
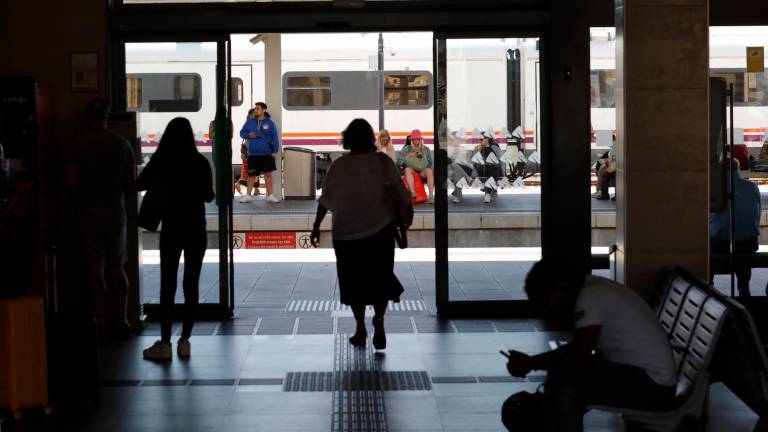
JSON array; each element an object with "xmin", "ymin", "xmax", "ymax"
[{"xmin": 499, "ymin": 350, "xmax": 510, "ymax": 358}]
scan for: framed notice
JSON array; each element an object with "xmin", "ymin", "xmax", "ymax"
[
  {"xmin": 747, "ymin": 47, "xmax": 765, "ymax": 73},
  {"xmin": 71, "ymin": 52, "xmax": 99, "ymax": 92}
]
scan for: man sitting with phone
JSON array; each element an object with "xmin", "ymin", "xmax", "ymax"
[{"xmin": 501, "ymin": 258, "xmax": 676, "ymax": 432}]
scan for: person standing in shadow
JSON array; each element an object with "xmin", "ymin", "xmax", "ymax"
[
  {"xmin": 70, "ymin": 99, "xmax": 135, "ymax": 339},
  {"xmin": 138, "ymin": 117, "xmax": 214, "ymax": 361},
  {"xmin": 310, "ymin": 119, "xmax": 411, "ymax": 350}
]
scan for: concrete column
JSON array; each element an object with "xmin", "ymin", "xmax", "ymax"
[
  {"xmin": 264, "ymin": 34, "xmax": 283, "ymax": 199},
  {"xmin": 614, "ymin": 0, "xmax": 709, "ymax": 300}
]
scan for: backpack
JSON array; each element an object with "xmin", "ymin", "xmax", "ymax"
[{"xmin": 501, "ymin": 387, "xmax": 545, "ymax": 432}]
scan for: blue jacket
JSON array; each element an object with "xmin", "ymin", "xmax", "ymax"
[
  {"xmin": 240, "ymin": 114, "xmax": 280, "ymax": 156},
  {"xmin": 710, "ymin": 170, "xmax": 762, "ymax": 241}
]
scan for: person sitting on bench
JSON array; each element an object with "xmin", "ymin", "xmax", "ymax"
[
  {"xmin": 501, "ymin": 258, "xmax": 676, "ymax": 432},
  {"xmin": 710, "ymin": 158, "xmax": 761, "ymax": 296}
]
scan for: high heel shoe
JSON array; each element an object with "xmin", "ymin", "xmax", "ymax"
[
  {"xmin": 349, "ymin": 331, "xmax": 367, "ymax": 347},
  {"xmin": 372, "ymin": 316, "xmax": 386, "ymax": 350}
]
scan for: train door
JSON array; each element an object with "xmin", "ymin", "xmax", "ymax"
[
  {"xmin": 433, "ymin": 33, "xmax": 543, "ymax": 315},
  {"xmin": 124, "ymin": 36, "xmax": 235, "ymax": 319}
]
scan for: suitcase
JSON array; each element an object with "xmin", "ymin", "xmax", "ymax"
[
  {"xmin": 0, "ymin": 297, "xmax": 50, "ymax": 418},
  {"xmin": 48, "ymin": 314, "xmax": 101, "ymax": 410},
  {"xmin": 402, "ymin": 172, "xmax": 428, "ymax": 204}
]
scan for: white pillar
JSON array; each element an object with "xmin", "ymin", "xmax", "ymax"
[{"xmin": 264, "ymin": 34, "xmax": 283, "ymax": 199}]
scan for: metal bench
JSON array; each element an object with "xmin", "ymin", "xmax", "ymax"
[{"xmin": 588, "ymin": 268, "xmax": 729, "ymax": 431}]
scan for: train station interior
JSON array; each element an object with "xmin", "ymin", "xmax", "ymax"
[{"xmin": 3, "ymin": 0, "xmax": 768, "ymax": 431}]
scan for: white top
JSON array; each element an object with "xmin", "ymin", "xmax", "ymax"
[
  {"xmin": 319, "ymin": 152, "xmax": 411, "ymax": 241},
  {"xmin": 379, "ymin": 146, "xmax": 396, "ymax": 163},
  {"xmin": 574, "ymin": 275, "xmax": 676, "ymax": 387}
]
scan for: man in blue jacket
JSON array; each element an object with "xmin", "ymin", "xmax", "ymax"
[
  {"xmin": 710, "ymin": 158, "xmax": 762, "ymax": 296},
  {"xmin": 239, "ymin": 102, "xmax": 281, "ymax": 203}
]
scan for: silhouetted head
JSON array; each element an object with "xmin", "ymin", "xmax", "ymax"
[
  {"xmin": 84, "ymin": 98, "xmax": 109, "ymax": 128},
  {"xmin": 342, "ymin": 118, "xmax": 376, "ymax": 153},
  {"xmin": 155, "ymin": 117, "xmax": 198, "ymax": 160},
  {"xmin": 524, "ymin": 258, "xmax": 588, "ymax": 326}
]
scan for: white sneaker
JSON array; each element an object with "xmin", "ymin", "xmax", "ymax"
[
  {"xmin": 239, "ymin": 195, "xmax": 254, "ymax": 203},
  {"xmin": 451, "ymin": 194, "xmax": 461, "ymax": 203},
  {"xmin": 143, "ymin": 340, "xmax": 172, "ymax": 361},
  {"xmin": 267, "ymin": 194, "xmax": 281, "ymax": 203},
  {"xmin": 483, "ymin": 193, "xmax": 492, "ymax": 203},
  {"xmin": 177, "ymin": 338, "xmax": 191, "ymax": 358}
]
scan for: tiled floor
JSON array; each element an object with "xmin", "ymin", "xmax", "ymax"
[
  {"xmin": 141, "ymin": 260, "xmax": 536, "ymax": 307},
  {"xmin": 6, "ymin": 258, "xmax": 764, "ymax": 430},
  {"xmin": 4, "ymin": 329, "xmax": 760, "ymax": 431}
]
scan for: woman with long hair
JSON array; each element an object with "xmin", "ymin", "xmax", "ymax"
[
  {"xmin": 137, "ymin": 117, "xmax": 214, "ymax": 361},
  {"xmin": 377, "ymin": 129, "xmax": 395, "ymax": 163},
  {"xmin": 310, "ymin": 119, "xmax": 411, "ymax": 350}
]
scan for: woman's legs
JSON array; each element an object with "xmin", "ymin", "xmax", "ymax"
[
  {"xmin": 421, "ymin": 168, "xmax": 434, "ymax": 201},
  {"xmin": 372, "ymin": 302, "xmax": 387, "ymax": 349},
  {"xmin": 404, "ymin": 167, "xmax": 416, "ymax": 196},
  {"xmin": 159, "ymin": 232, "xmax": 183, "ymax": 343},
  {"xmin": 350, "ymin": 304, "xmax": 367, "ymax": 346},
  {"xmin": 180, "ymin": 230, "xmax": 207, "ymax": 340}
]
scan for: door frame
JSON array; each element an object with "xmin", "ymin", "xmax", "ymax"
[
  {"xmin": 432, "ymin": 30, "xmax": 550, "ymax": 317},
  {"xmin": 113, "ymin": 33, "xmax": 235, "ymax": 320}
]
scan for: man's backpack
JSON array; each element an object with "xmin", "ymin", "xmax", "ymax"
[{"xmin": 501, "ymin": 387, "xmax": 545, "ymax": 431}]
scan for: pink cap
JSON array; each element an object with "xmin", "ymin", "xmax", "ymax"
[{"xmin": 411, "ymin": 129, "xmax": 423, "ymax": 140}]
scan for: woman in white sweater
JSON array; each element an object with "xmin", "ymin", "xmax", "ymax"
[{"xmin": 310, "ymin": 119, "xmax": 411, "ymax": 350}]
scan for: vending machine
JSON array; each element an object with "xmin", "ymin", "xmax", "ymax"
[{"xmin": 0, "ymin": 77, "xmax": 38, "ymax": 298}]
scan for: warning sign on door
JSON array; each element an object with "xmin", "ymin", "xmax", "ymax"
[{"xmin": 232, "ymin": 232, "xmax": 312, "ymax": 249}]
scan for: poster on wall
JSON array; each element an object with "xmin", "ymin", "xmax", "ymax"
[{"xmin": 71, "ymin": 52, "xmax": 99, "ymax": 92}]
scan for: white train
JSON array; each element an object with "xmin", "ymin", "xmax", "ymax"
[
  {"xmin": 126, "ymin": 33, "xmax": 541, "ymax": 164},
  {"xmin": 124, "ymin": 28, "xmax": 768, "ymax": 166}
]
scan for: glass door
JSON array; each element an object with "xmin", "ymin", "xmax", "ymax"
[
  {"xmin": 434, "ymin": 34, "xmax": 543, "ymax": 316},
  {"xmin": 125, "ymin": 36, "xmax": 234, "ymax": 319}
]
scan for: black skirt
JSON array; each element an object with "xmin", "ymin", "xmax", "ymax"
[{"xmin": 333, "ymin": 224, "xmax": 404, "ymax": 306}]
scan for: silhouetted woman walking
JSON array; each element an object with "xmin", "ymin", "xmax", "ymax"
[
  {"xmin": 310, "ymin": 119, "xmax": 411, "ymax": 350},
  {"xmin": 138, "ymin": 117, "xmax": 214, "ymax": 361}
]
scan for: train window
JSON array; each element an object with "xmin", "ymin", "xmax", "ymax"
[
  {"xmin": 230, "ymin": 77, "xmax": 244, "ymax": 107},
  {"xmin": 590, "ymin": 69, "xmax": 616, "ymax": 108},
  {"xmin": 283, "ymin": 71, "xmax": 432, "ymax": 110},
  {"xmin": 285, "ymin": 75, "xmax": 332, "ymax": 107},
  {"xmin": 711, "ymin": 69, "xmax": 768, "ymax": 106},
  {"xmin": 384, "ymin": 73, "xmax": 430, "ymax": 107},
  {"xmin": 125, "ymin": 73, "xmax": 202, "ymax": 113}
]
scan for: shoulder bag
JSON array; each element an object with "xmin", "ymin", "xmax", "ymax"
[{"xmin": 379, "ymin": 153, "xmax": 414, "ymax": 249}]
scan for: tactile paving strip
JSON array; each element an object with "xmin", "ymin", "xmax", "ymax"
[
  {"xmin": 331, "ymin": 334, "xmax": 387, "ymax": 432},
  {"xmin": 284, "ymin": 371, "xmax": 431, "ymax": 392}
]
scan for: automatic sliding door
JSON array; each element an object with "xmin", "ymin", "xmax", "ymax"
[
  {"xmin": 126, "ymin": 39, "xmax": 232, "ymax": 318},
  {"xmin": 434, "ymin": 35, "xmax": 542, "ymax": 315}
]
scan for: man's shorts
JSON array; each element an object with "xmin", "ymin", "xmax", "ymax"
[
  {"xmin": 247, "ymin": 155, "xmax": 277, "ymax": 176},
  {"xmin": 78, "ymin": 206, "xmax": 127, "ymax": 266}
]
